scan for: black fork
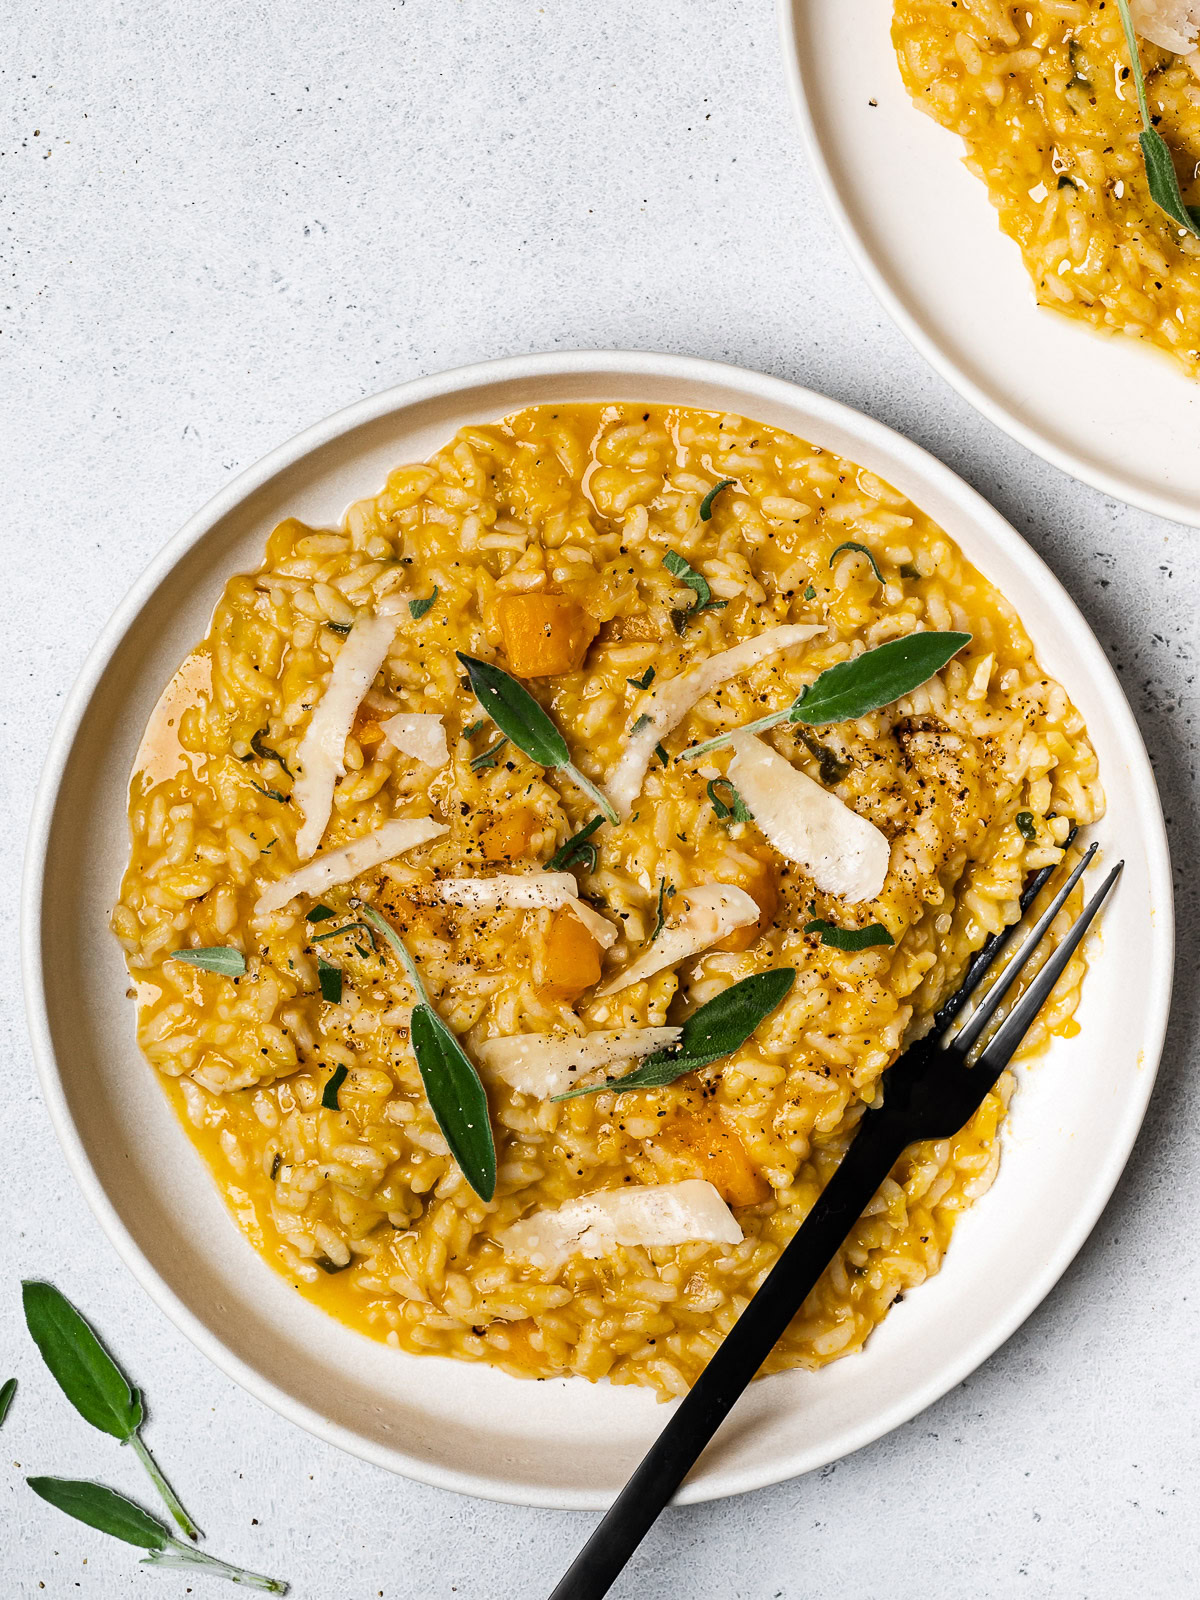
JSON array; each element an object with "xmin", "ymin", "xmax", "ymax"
[{"xmin": 548, "ymin": 838, "xmax": 1121, "ymax": 1600}]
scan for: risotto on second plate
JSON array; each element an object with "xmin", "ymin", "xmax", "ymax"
[
  {"xmin": 111, "ymin": 402, "xmax": 1102, "ymax": 1400},
  {"xmin": 893, "ymin": 0, "xmax": 1200, "ymax": 378}
]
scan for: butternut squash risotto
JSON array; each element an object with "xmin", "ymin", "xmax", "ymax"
[
  {"xmin": 111, "ymin": 404, "xmax": 1102, "ymax": 1399},
  {"xmin": 893, "ymin": 0, "xmax": 1200, "ymax": 377}
]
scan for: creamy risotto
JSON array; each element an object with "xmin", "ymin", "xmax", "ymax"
[
  {"xmin": 893, "ymin": 0, "xmax": 1200, "ymax": 377},
  {"xmin": 111, "ymin": 404, "xmax": 1102, "ymax": 1399}
]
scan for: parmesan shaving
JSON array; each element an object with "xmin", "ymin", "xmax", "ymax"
[
  {"xmin": 434, "ymin": 872, "xmax": 619, "ymax": 949},
  {"xmin": 254, "ymin": 817, "xmax": 447, "ymax": 916},
  {"xmin": 1130, "ymin": 0, "xmax": 1200, "ymax": 53},
  {"xmin": 499, "ymin": 1180, "xmax": 742, "ymax": 1269},
  {"xmin": 729, "ymin": 732, "xmax": 889, "ymax": 903},
  {"xmin": 595, "ymin": 883, "xmax": 758, "ymax": 997},
  {"xmin": 292, "ymin": 612, "xmax": 400, "ymax": 859},
  {"xmin": 476, "ymin": 1027, "xmax": 682, "ymax": 1098},
  {"xmin": 380, "ymin": 711, "xmax": 449, "ymax": 768},
  {"xmin": 604, "ymin": 624, "xmax": 822, "ymax": 819}
]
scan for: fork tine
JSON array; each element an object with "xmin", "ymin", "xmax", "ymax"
[
  {"xmin": 973, "ymin": 861, "xmax": 1123, "ymax": 1074},
  {"xmin": 949, "ymin": 841, "xmax": 1099, "ymax": 1056},
  {"xmin": 930, "ymin": 826, "xmax": 1079, "ymax": 1038}
]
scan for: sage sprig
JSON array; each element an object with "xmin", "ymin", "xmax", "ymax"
[
  {"xmin": 26, "ymin": 1478, "xmax": 287, "ymax": 1593},
  {"xmin": 1115, "ymin": 0, "xmax": 1200, "ymax": 238},
  {"xmin": 22, "ymin": 1281, "xmax": 199, "ymax": 1540},
  {"xmin": 554, "ymin": 967, "xmax": 795, "ymax": 1100},
  {"xmin": 805, "ymin": 919, "xmax": 894, "ymax": 951},
  {"xmin": 168, "ymin": 947, "xmax": 245, "ymax": 978},
  {"xmin": 0, "ymin": 1377, "xmax": 15, "ymax": 1428},
  {"xmin": 685, "ymin": 631, "xmax": 971, "ymax": 760},
  {"xmin": 360, "ymin": 906, "xmax": 496, "ymax": 1201},
  {"xmin": 545, "ymin": 815, "xmax": 604, "ymax": 872},
  {"xmin": 663, "ymin": 550, "xmax": 728, "ymax": 636},
  {"xmin": 456, "ymin": 653, "xmax": 619, "ymax": 824}
]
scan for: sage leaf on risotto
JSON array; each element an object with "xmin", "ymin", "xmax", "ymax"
[
  {"xmin": 829, "ymin": 541, "xmax": 884, "ymax": 584},
  {"xmin": 805, "ymin": 920, "xmax": 895, "ymax": 952},
  {"xmin": 699, "ymin": 478, "xmax": 736, "ymax": 520},
  {"xmin": 554, "ymin": 968, "xmax": 796, "ymax": 1099},
  {"xmin": 167, "ymin": 946, "xmax": 245, "ymax": 978}
]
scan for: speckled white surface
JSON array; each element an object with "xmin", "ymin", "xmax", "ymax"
[{"xmin": 2, "ymin": 1, "xmax": 1197, "ymax": 1595}]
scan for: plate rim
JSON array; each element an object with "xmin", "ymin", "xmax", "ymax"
[
  {"xmin": 21, "ymin": 348, "xmax": 1175, "ymax": 1506},
  {"xmin": 776, "ymin": 0, "xmax": 1200, "ymax": 530}
]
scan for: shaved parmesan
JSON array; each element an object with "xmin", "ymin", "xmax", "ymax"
[
  {"xmin": 1130, "ymin": 0, "xmax": 1200, "ymax": 52},
  {"xmin": 434, "ymin": 871, "xmax": 619, "ymax": 949},
  {"xmin": 292, "ymin": 613, "xmax": 400, "ymax": 859},
  {"xmin": 499, "ymin": 1180, "xmax": 742, "ymax": 1269},
  {"xmin": 380, "ymin": 711, "xmax": 449, "ymax": 768},
  {"xmin": 729, "ymin": 732, "xmax": 889, "ymax": 904},
  {"xmin": 476, "ymin": 1027, "xmax": 682, "ymax": 1098},
  {"xmin": 254, "ymin": 817, "xmax": 447, "ymax": 916},
  {"xmin": 604, "ymin": 624, "xmax": 822, "ymax": 819},
  {"xmin": 596, "ymin": 883, "xmax": 758, "ymax": 997}
]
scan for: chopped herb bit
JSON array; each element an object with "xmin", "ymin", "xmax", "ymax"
[
  {"xmin": 168, "ymin": 947, "xmax": 246, "ymax": 978},
  {"xmin": 654, "ymin": 742, "xmax": 669, "ymax": 766},
  {"xmin": 1016, "ymin": 811, "xmax": 1037, "ymax": 842},
  {"xmin": 317, "ymin": 957, "xmax": 343, "ymax": 1005},
  {"xmin": 626, "ymin": 667, "xmax": 656, "ymax": 690},
  {"xmin": 408, "ymin": 588, "xmax": 439, "ymax": 620},
  {"xmin": 630, "ymin": 714, "xmax": 652, "ymax": 736},
  {"xmin": 898, "ymin": 562, "xmax": 921, "ymax": 581},
  {"xmin": 1057, "ymin": 174, "xmax": 1077, "ymax": 190},
  {"xmin": 249, "ymin": 782, "xmax": 290, "ymax": 803},
  {"xmin": 650, "ymin": 878, "xmax": 673, "ymax": 943},
  {"xmin": 805, "ymin": 919, "xmax": 894, "ymax": 951},
  {"xmin": 325, "ymin": 620, "xmax": 352, "ymax": 635},
  {"xmin": 796, "ymin": 727, "xmax": 851, "ymax": 785},
  {"xmin": 270, "ymin": 1153, "xmax": 282, "ymax": 1181},
  {"xmin": 461, "ymin": 718, "xmax": 487, "ymax": 740},
  {"xmin": 803, "ymin": 584, "xmax": 817, "ymax": 601},
  {"xmin": 699, "ymin": 479, "xmax": 736, "ymax": 521},
  {"xmin": 706, "ymin": 778, "xmax": 752, "ymax": 822},
  {"xmin": 307, "ymin": 904, "xmax": 336, "ymax": 923},
  {"xmin": 251, "ymin": 728, "xmax": 291, "ymax": 774},
  {"xmin": 470, "ymin": 736, "xmax": 509, "ymax": 772},
  {"xmin": 322, "ymin": 1065, "xmax": 348, "ymax": 1110},
  {"xmin": 545, "ymin": 815, "xmax": 604, "ymax": 873},
  {"xmin": 314, "ymin": 1255, "xmax": 351, "ymax": 1274},
  {"xmin": 829, "ymin": 541, "xmax": 884, "ymax": 584},
  {"xmin": 662, "ymin": 549, "xmax": 727, "ymax": 635},
  {"xmin": 310, "ymin": 920, "xmax": 377, "ymax": 949}
]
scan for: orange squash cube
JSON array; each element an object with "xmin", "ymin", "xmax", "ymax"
[
  {"xmin": 654, "ymin": 1105, "xmax": 771, "ymax": 1208},
  {"xmin": 480, "ymin": 807, "xmax": 537, "ymax": 862},
  {"xmin": 537, "ymin": 906, "xmax": 602, "ymax": 1003},
  {"xmin": 714, "ymin": 856, "xmax": 780, "ymax": 953},
  {"xmin": 496, "ymin": 592, "xmax": 598, "ymax": 677}
]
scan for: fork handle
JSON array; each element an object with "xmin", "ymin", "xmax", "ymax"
[{"xmin": 547, "ymin": 1109, "xmax": 912, "ymax": 1600}]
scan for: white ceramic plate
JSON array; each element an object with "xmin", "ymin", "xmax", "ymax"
[
  {"xmin": 779, "ymin": 0, "xmax": 1200, "ymax": 527},
  {"xmin": 23, "ymin": 351, "xmax": 1172, "ymax": 1509}
]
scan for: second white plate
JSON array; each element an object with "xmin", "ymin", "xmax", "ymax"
[{"xmin": 780, "ymin": 0, "xmax": 1200, "ymax": 526}]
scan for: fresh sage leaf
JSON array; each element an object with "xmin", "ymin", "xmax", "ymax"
[
  {"xmin": 461, "ymin": 717, "xmax": 487, "ymax": 740},
  {"xmin": 555, "ymin": 968, "xmax": 795, "ymax": 1099},
  {"xmin": 250, "ymin": 728, "xmax": 291, "ymax": 775},
  {"xmin": 409, "ymin": 587, "xmax": 439, "ymax": 620},
  {"xmin": 306, "ymin": 904, "xmax": 336, "ymax": 922},
  {"xmin": 626, "ymin": 667, "xmax": 655, "ymax": 690},
  {"xmin": 829, "ymin": 541, "xmax": 884, "ymax": 584},
  {"xmin": 654, "ymin": 742, "xmax": 669, "ymax": 766},
  {"xmin": 0, "ymin": 1378, "xmax": 16, "ymax": 1429},
  {"xmin": 360, "ymin": 906, "xmax": 497, "ymax": 1201},
  {"xmin": 27, "ymin": 1477, "xmax": 168, "ymax": 1551},
  {"xmin": 630, "ymin": 713, "xmax": 652, "ymax": 737},
  {"xmin": 23, "ymin": 1281, "xmax": 142, "ymax": 1442},
  {"xmin": 805, "ymin": 919, "xmax": 894, "ymax": 951},
  {"xmin": 469, "ymin": 736, "xmax": 509, "ymax": 772},
  {"xmin": 699, "ymin": 479, "xmax": 735, "ymax": 521},
  {"xmin": 663, "ymin": 550, "xmax": 727, "ymax": 635},
  {"xmin": 317, "ymin": 958, "xmax": 343, "ymax": 1005},
  {"xmin": 685, "ymin": 631, "xmax": 971, "ymax": 760},
  {"xmin": 795, "ymin": 727, "xmax": 851, "ymax": 785},
  {"xmin": 789, "ymin": 632, "xmax": 971, "ymax": 726},
  {"xmin": 168, "ymin": 946, "xmax": 246, "ymax": 978},
  {"xmin": 706, "ymin": 778, "xmax": 752, "ymax": 822},
  {"xmin": 26, "ymin": 1478, "xmax": 288, "ymax": 1592},
  {"xmin": 321, "ymin": 1064, "xmax": 348, "ymax": 1109},
  {"xmin": 1016, "ymin": 811, "xmax": 1037, "ymax": 842},
  {"xmin": 1116, "ymin": 0, "xmax": 1200, "ymax": 238},
  {"xmin": 650, "ymin": 877, "xmax": 672, "ymax": 942},
  {"xmin": 22, "ymin": 1283, "xmax": 198, "ymax": 1540},
  {"xmin": 545, "ymin": 815, "xmax": 604, "ymax": 873},
  {"xmin": 456, "ymin": 653, "xmax": 618, "ymax": 823}
]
